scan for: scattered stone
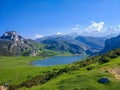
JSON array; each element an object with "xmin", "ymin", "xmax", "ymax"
[{"xmin": 98, "ymin": 78, "xmax": 109, "ymax": 83}]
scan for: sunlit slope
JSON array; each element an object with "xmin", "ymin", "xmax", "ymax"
[{"xmin": 17, "ymin": 49, "xmax": 120, "ymax": 90}]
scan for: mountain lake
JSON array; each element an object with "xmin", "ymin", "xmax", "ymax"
[{"xmin": 31, "ymin": 55, "xmax": 85, "ymax": 66}]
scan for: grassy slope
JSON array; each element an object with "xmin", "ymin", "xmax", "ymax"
[
  {"xmin": 0, "ymin": 52, "xmax": 120, "ymax": 90},
  {"xmin": 19, "ymin": 57, "xmax": 120, "ymax": 90}
]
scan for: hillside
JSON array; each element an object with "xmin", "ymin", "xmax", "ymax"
[
  {"xmin": 103, "ymin": 34, "xmax": 120, "ymax": 53},
  {"xmin": 0, "ymin": 48, "xmax": 119, "ymax": 90},
  {"xmin": 0, "ymin": 31, "xmax": 43, "ymax": 56},
  {"xmin": 75, "ymin": 36, "xmax": 106, "ymax": 53},
  {"xmin": 0, "ymin": 31, "xmax": 59, "ymax": 57},
  {"xmin": 36, "ymin": 35, "xmax": 106, "ymax": 54},
  {"xmin": 20, "ymin": 56, "xmax": 120, "ymax": 90}
]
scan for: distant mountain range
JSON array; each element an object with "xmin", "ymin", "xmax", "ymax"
[
  {"xmin": 36, "ymin": 35, "xmax": 86, "ymax": 54},
  {"xmin": 75, "ymin": 36, "xmax": 106, "ymax": 52},
  {"xmin": 0, "ymin": 31, "xmax": 120, "ymax": 56},
  {"xmin": 35, "ymin": 34, "xmax": 106, "ymax": 55}
]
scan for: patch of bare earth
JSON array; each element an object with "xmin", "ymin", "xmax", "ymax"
[
  {"xmin": 0, "ymin": 86, "xmax": 7, "ymax": 90},
  {"xmin": 109, "ymin": 68, "xmax": 120, "ymax": 80}
]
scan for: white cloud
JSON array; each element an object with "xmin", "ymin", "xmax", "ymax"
[
  {"xmin": 56, "ymin": 32, "xmax": 62, "ymax": 35},
  {"xmin": 34, "ymin": 34, "xmax": 44, "ymax": 39},
  {"xmin": 86, "ymin": 21, "xmax": 104, "ymax": 32},
  {"xmin": 72, "ymin": 24, "xmax": 80, "ymax": 31},
  {"xmin": 72, "ymin": 27, "xmax": 79, "ymax": 31},
  {"xmin": 106, "ymin": 25, "xmax": 120, "ymax": 33},
  {"xmin": 70, "ymin": 22, "xmax": 120, "ymax": 37}
]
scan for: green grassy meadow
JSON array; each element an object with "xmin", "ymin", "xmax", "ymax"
[
  {"xmin": 18, "ymin": 57, "xmax": 120, "ymax": 90},
  {"xmin": 0, "ymin": 53, "xmax": 120, "ymax": 90},
  {"xmin": 0, "ymin": 56, "xmax": 65, "ymax": 86}
]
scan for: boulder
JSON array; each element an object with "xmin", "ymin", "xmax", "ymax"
[{"xmin": 98, "ymin": 78, "xmax": 109, "ymax": 83}]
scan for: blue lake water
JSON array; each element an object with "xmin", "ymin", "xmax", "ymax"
[{"xmin": 31, "ymin": 55, "xmax": 84, "ymax": 66}]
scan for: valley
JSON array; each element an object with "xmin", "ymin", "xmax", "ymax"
[
  {"xmin": 1, "ymin": 0, "xmax": 120, "ymax": 90},
  {"xmin": 0, "ymin": 31, "xmax": 120, "ymax": 90}
]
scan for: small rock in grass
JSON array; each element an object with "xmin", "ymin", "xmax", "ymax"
[{"xmin": 98, "ymin": 77, "xmax": 110, "ymax": 83}]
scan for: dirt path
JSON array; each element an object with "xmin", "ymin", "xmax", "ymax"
[
  {"xmin": 109, "ymin": 68, "xmax": 120, "ymax": 80},
  {"xmin": 0, "ymin": 86, "xmax": 7, "ymax": 90}
]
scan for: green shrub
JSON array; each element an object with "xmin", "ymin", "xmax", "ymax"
[
  {"xmin": 86, "ymin": 66, "xmax": 95, "ymax": 70},
  {"xmin": 115, "ymin": 51, "xmax": 120, "ymax": 56},
  {"xmin": 57, "ymin": 67, "xmax": 70, "ymax": 74},
  {"xmin": 9, "ymin": 85, "xmax": 19, "ymax": 90},
  {"xmin": 108, "ymin": 54, "xmax": 117, "ymax": 59},
  {"xmin": 79, "ymin": 60, "xmax": 91, "ymax": 68},
  {"xmin": 70, "ymin": 65, "xmax": 79, "ymax": 70},
  {"xmin": 99, "ymin": 57, "xmax": 111, "ymax": 64}
]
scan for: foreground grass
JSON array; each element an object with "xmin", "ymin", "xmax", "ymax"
[
  {"xmin": 19, "ymin": 57, "xmax": 120, "ymax": 90},
  {"xmin": 0, "ymin": 51, "xmax": 120, "ymax": 90},
  {"xmin": 0, "ymin": 56, "xmax": 64, "ymax": 86}
]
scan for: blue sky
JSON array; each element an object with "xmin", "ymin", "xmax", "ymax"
[{"xmin": 0, "ymin": 0, "xmax": 120, "ymax": 38}]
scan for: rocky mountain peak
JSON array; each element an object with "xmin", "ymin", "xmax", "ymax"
[
  {"xmin": 0, "ymin": 31, "xmax": 19, "ymax": 41},
  {"xmin": 0, "ymin": 31, "xmax": 27, "ymax": 44}
]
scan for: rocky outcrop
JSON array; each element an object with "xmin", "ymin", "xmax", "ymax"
[
  {"xmin": 0, "ymin": 31, "xmax": 41, "ymax": 56},
  {"xmin": 103, "ymin": 34, "xmax": 120, "ymax": 53}
]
